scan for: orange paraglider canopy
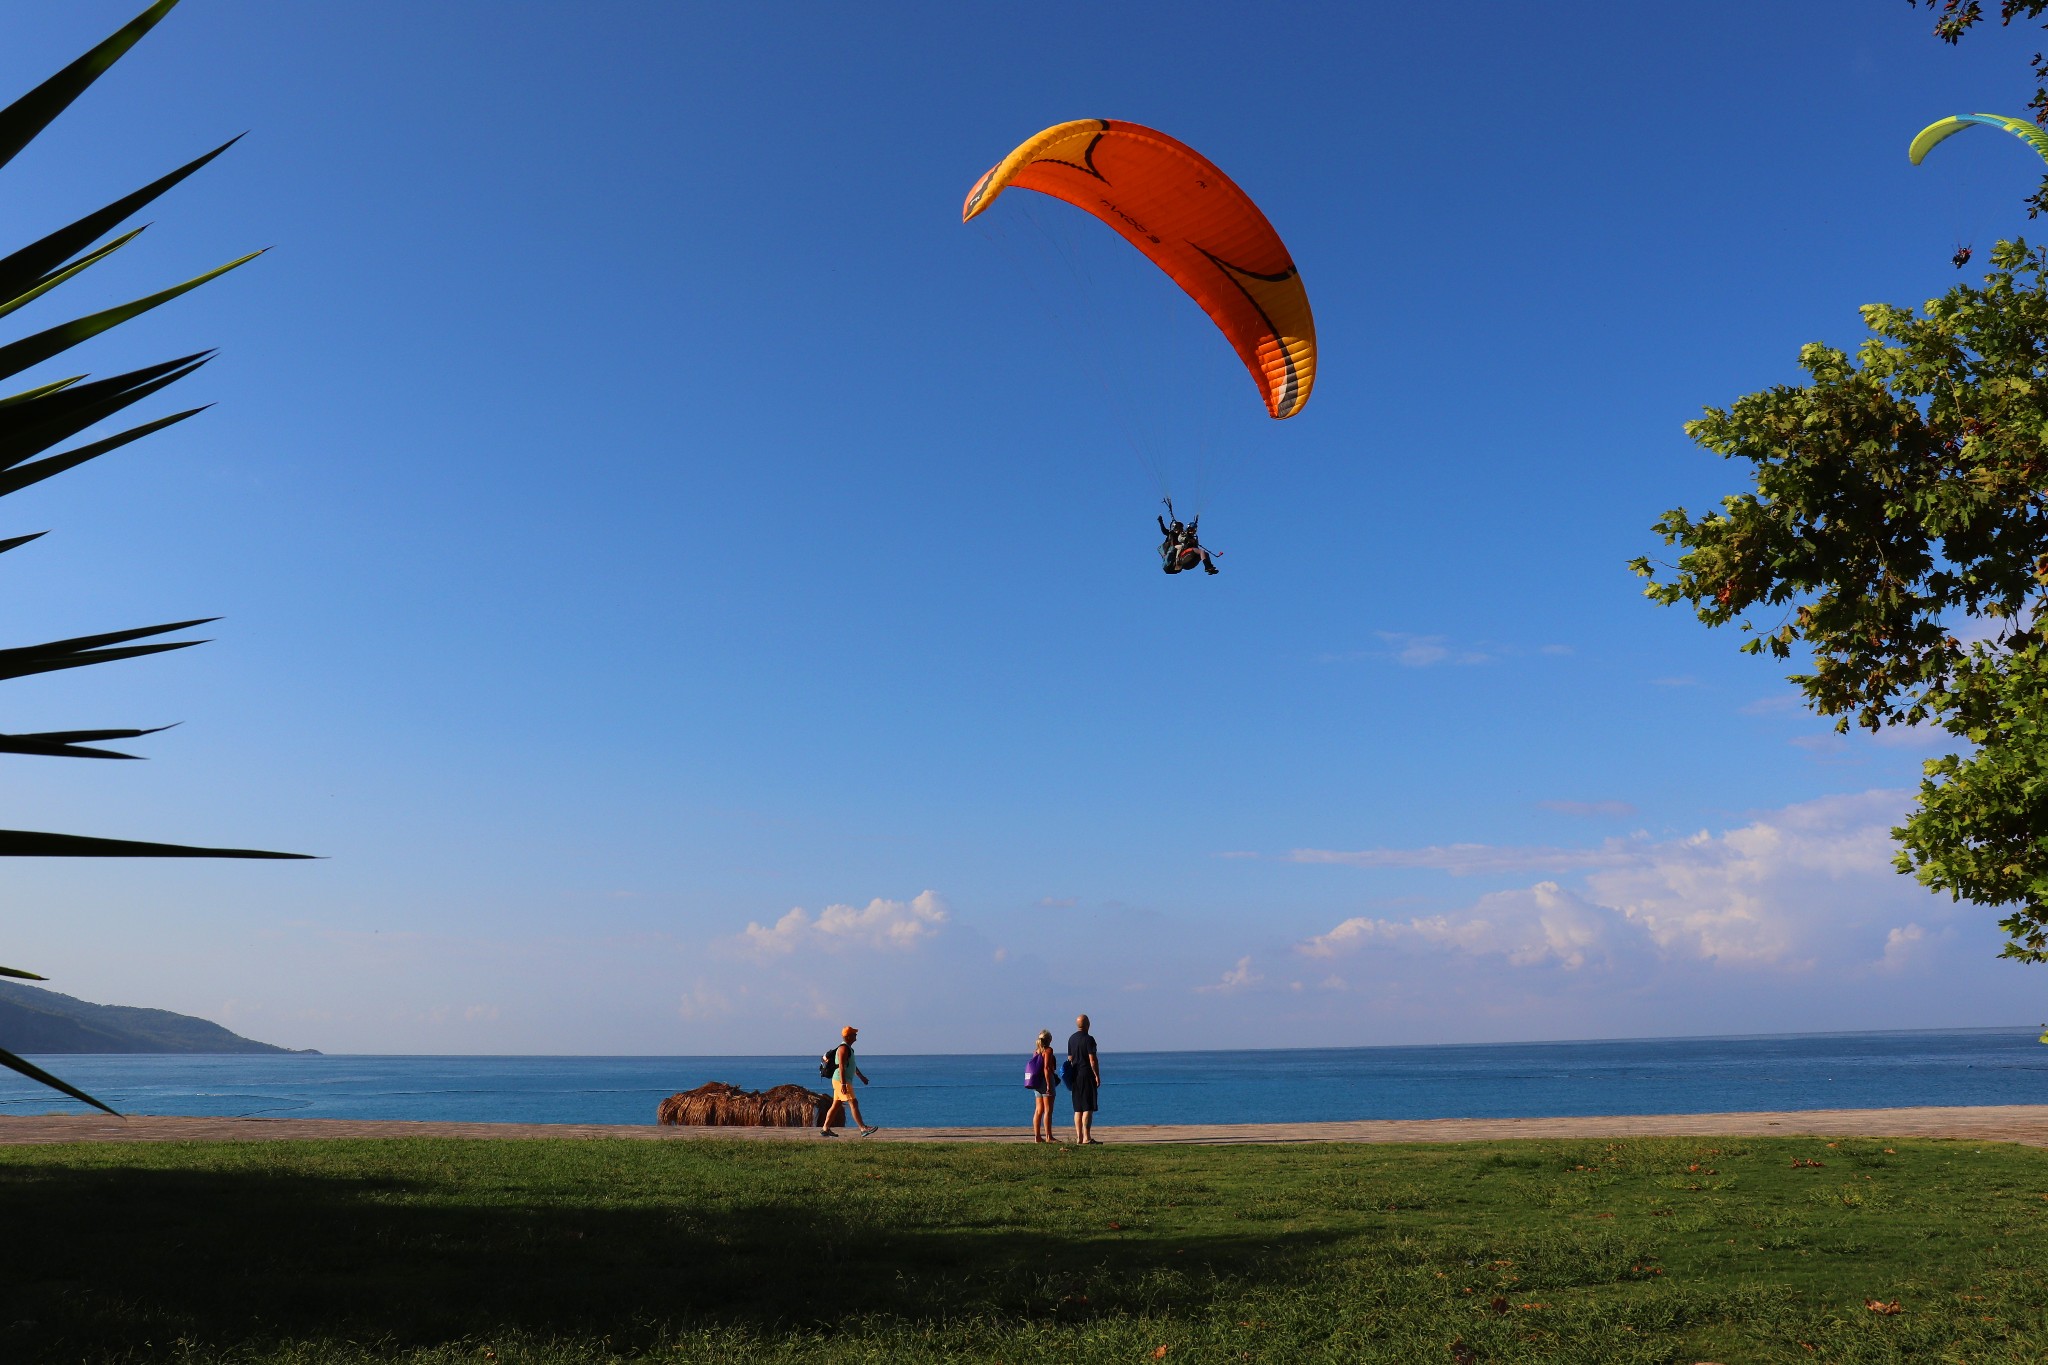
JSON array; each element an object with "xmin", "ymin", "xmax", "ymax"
[{"xmin": 963, "ymin": 119, "xmax": 1316, "ymax": 419}]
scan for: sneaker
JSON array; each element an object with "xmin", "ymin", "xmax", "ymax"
[
  {"xmin": 818, "ymin": 1128, "xmax": 837, "ymax": 1137},
  {"xmin": 859, "ymin": 1126, "xmax": 879, "ymax": 1137}
]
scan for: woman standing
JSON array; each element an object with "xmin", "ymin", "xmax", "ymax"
[{"xmin": 1026, "ymin": 1029, "xmax": 1061, "ymax": 1142}]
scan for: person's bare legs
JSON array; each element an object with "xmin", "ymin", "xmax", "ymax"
[
  {"xmin": 1079, "ymin": 1108, "xmax": 1096, "ymax": 1143},
  {"xmin": 818, "ymin": 1098, "xmax": 841, "ymax": 1135}
]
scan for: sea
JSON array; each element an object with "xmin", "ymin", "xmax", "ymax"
[{"xmin": 2, "ymin": 1027, "xmax": 2045, "ymax": 1128}]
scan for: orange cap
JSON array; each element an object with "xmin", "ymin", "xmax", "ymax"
[{"xmin": 841, "ymin": 1025, "xmax": 858, "ymax": 1039}]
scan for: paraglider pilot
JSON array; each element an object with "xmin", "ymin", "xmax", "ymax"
[{"xmin": 1158, "ymin": 500, "xmax": 1220, "ymax": 576}]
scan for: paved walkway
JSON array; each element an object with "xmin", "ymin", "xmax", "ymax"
[{"xmin": 3, "ymin": 1105, "xmax": 2048, "ymax": 1147}]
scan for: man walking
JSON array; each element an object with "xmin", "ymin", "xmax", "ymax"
[
  {"xmin": 818, "ymin": 1024, "xmax": 878, "ymax": 1137},
  {"xmin": 1066, "ymin": 1014, "xmax": 1101, "ymax": 1144}
]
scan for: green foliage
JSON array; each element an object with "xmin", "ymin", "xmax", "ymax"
[
  {"xmin": 0, "ymin": 0, "xmax": 308, "ymax": 1112},
  {"xmin": 1, "ymin": 1135, "xmax": 2043, "ymax": 1362},
  {"xmin": 1633, "ymin": 240, "xmax": 2048, "ymax": 961}
]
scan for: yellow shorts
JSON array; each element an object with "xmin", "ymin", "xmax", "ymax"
[{"xmin": 832, "ymin": 1078, "xmax": 854, "ymax": 1102}]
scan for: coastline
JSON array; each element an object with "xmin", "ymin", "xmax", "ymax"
[{"xmin": 4, "ymin": 1103, "xmax": 2048, "ymax": 1147}]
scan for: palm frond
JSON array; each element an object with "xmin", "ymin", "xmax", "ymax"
[
  {"xmin": 0, "ymin": 227, "xmax": 145, "ymax": 323},
  {"xmin": 0, "ymin": 376, "xmax": 82, "ymax": 407},
  {"xmin": 0, "ymin": 0, "xmax": 179, "ymax": 176},
  {"xmin": 0, "ymin": 829, "xmax": 309, "ymax": 859},
  {"xmin": 0, "ymin": 407, "xmax": 206, "ymax": 500},
  {"xmin": 0, "ymin": 1044, "xmax": 118, "ymax": 1115},
  {"xmin": 0, "ymin": 252, "xmax": 260, "ymax": 387},
  {"xmin": 0, "ymin": 618, "xmax": 212, "ymax": 684},
  {"xmin": 0, "ymin": 724, "xmax": 172, "ymax": 759},
  {"xmin": 0, "ymin": 135, "xmax": 238, "ymax": 305},
  {"xmin": 0, "ymin": 530, "xmax": 45, "ymax": 555},
  {"xmin": 0, "ymin": 352, "xmax": 211, "ymax": 471}
]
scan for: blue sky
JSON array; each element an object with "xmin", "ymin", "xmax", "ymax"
[{"xmin": 1, "ymin": 0, "xmax": 2044, "ymax": 1054}]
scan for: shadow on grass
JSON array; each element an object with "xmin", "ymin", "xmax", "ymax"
[{"xmin": 0, "ymin": 1158, "xmax": 1344, "ymax": 1355}]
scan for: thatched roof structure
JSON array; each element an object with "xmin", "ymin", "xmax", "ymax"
[{"xmin": 657, "ymin": 1081, "xmax": 825, "ymax": 1127}]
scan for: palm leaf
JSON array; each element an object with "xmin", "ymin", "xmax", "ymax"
[
  {"xmin": 0, "ymin": 1044, "xmax": 118, "ymax": 1116},
  {"xmin": 0, "ymin": 966, "xmax": 46, "ymax": 980},
  {"xmin": 0, "ymin": 135, "xmax": 238, "ymax": 306},
  {"xmin": 0, "ymin": 0, "xmax": 179, "ymax": 176},
  {"xmin": 0, "ymin": 530, "xmax": 45, "ymax": 556},
  {"xmin": 0, "ymin": 407, "xmax": 206, "ymax": 500},
  {"xmin": 0, "ymin": 227, "xmax": 145, "ymax": 323},
  {"xmin": 0, "ymin": 352, "xmax": 211, "ymax": 471},
  {"xmin": 0, "ymin": 724, "xmax": 172, "ymax": 759},
  {"xmin": 0, "ymin": 618, "xmax": 212, "ymax": 684},
  {"xmin": 0, "ymin": 251, "xmax": 260, "ymax": 387},
  {"xmin": 0, "ymin": 829, "xmax": 309, "ymax": 859},
  {"xmin": 0, "ymin": 376, "xmax": 82, "ymax": 408}
]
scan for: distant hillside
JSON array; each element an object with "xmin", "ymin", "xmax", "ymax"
[{"xmin": 0, "ymin": 980, "xmax": 317, "ymax": 1054}]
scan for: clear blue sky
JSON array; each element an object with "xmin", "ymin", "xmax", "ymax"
[{"xmin": 1, "ymin": 0, "xmax": 2042, "ymax": 1054}]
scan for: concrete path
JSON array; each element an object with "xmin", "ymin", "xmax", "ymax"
[{"xmin": 3, "ymin": 1105, "xmax": 2048, "ymax": 1147}]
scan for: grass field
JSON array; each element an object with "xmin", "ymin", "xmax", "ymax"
[{"xmin": 1, "ymin": 1133, "xmax": 2044, "ymax": 1363}]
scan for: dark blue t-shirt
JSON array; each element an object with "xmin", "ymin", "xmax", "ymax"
[{"xmin": 1067, "ymin": 1031, "xmax": 1096, "ymax": 1078}]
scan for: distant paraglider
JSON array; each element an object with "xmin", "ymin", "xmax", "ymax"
[
  {"xmin": 1909, "ymin": 112, "xmax": 2048, "ymax": 169},
  {"xmin": 1908, "ymin": 113, "xmax": 2048, "ymax": 272}
]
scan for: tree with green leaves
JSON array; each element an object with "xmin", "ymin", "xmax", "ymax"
[
  {"xmin": 1633, "ymin": 238, "xmax": 2048, "ymax": 966},
  {"xmin": 1638, "ymin": 7, "xmax": 2048, "ymax": 971},
  {"xmin": 0, "ymin": 1, "xmax": 308, "ymax": 1114}
]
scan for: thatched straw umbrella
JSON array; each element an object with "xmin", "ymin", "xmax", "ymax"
[{"xmin": 657, "ymin": 1081, "xmax": 826, "ymax": 1127}]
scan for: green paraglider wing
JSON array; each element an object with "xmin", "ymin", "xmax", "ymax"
[{"xmin": 1909, "ymin": 112, "xmax": 2048, "ymax": 167}]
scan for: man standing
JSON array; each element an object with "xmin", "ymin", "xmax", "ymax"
[
  {"xmin": 818, "ymin": 1024, "xmax": 878, "ymax": 1138},
  {"xmin": 1066, "ymin": 1014, "xmax": 1101, "ymax": 1144}
]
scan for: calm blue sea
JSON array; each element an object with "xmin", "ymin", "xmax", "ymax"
[{"xmin": 3, "ymin": 1028, "xmax": 2045, "ymax": 1128}]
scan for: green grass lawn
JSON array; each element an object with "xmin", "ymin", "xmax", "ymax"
[{"xmin": 1, "ymin": 1133, "xmax": 2044, "ymax": 1363}]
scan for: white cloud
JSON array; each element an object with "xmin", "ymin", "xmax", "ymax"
[
  {"xmin": 739, "ymin": 890, "xmax": 949, "ymax": 956},
  {"xmin": 1197, "ymin": 956, "xmax": 1263, "ymax": 994},
  {"xmin": 1298, "ymin": 882, "xmax": 1621, "ymax": 971},
  {"xmin": 1379, "ymin": 631, "xmax": 1492, "ymax": 667},
  {"xmin": 677, "ymin": 981, "xmax": 735, "ymax": 1020},
  {"xmin": 1288, "ymin": 841, "xmax": 1641, "ymax": 876},
  {"xmin": 1878, "ymin": 923, "xmax": 1926, "ymax": 972},
  {"xmin": 1293, "ymin": 791, "xmax": 1937, "ymax": 974}
]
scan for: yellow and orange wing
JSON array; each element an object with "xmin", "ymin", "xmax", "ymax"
[{"xmin": 964, "ymin": 119, "xmax": 1316, "ymax": 420}]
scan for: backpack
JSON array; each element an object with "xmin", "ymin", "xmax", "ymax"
[{"xmin": 818, "ymin": 1046, "xmax": 838, "ymax": 1080}]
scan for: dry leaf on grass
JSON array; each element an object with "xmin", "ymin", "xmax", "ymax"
[{"xmin": 1865, "ymin": 1299, "xmax": 1903, "ymax": 1315}]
